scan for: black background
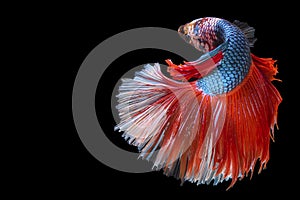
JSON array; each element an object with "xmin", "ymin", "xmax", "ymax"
[{"xmin": 65, "ymin": 3, "xmax": 296, "ymax": 197}]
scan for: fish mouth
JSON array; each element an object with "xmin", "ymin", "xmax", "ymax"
[
  {"xmin": 177, "ymin": 23, "xmax": 206, "ymax": 53},
  {"xmin": 178, "ymin": 25, "xmax": 185, "ymax": 35},
  {"xmin": 178, "ymin": 25, "xmax": 191, "ymax": 44}
]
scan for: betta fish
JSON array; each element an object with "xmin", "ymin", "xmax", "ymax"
[{"xmin": 115, "ymin": 17, "xmax": 282, "ymax": 189}]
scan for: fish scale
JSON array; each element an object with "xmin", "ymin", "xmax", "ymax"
[{"xmin": 196, "ymin": 18, "xmax": 251, "ymax": 95}]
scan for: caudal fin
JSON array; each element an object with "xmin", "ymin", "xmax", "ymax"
[{"xmin": 115, "ymin": 63, "xmax": 226, "ymax": 181}]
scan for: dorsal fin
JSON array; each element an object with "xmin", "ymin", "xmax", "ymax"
[{"xmin": 233, "ymin": 20, "xmax": 257, "ymax": 47}]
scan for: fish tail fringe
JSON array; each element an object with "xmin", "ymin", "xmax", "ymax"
[
  {"xmin": 115, "ymin": 56, "xmax": 282, "ymax": 189},
  {"xmin": 115, "ymin": 63, "xmax": 223, "ymax": 182}
]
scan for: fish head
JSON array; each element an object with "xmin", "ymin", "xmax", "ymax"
[
  {"xmin": 178, "ymin": 19, "xmax": 196, "ymax": 44},
  {"xmin": 178, "ymin": 17, "xmax": 219, "ymax": 53}
]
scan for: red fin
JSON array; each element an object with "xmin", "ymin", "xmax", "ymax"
[
  {"xmin": 166, "ymin": 51, "xmax": 223, "ymax": 81},
  {"xmin": 214, "ymin": 57, "xmax": 282, "ymax": 189},
  {"xmin": 115, "ymin": 57, "xmax": 282, "ymax": 189},
  {"xmin": 251, "ymin": 53, "xmax": 280, "ymax": 81}
]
